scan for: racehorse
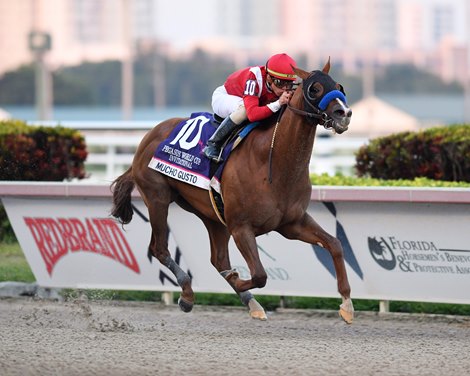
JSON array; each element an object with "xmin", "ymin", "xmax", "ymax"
[{"xmin": 111, "ymin": 60, "xmax": 355, "ymax": 323}]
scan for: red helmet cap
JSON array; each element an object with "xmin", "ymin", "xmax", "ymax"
[{"xmin": 266, "ymin": 53, "xmax": 297, "ymax": 81}]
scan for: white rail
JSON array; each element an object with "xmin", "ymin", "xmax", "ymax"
[
  {"xmin": 84, "ymin": 133, "xmax": 146, "ymax": 181},
  {"xmin": 310, "ymin": 135, "xmax": 367, "ymax": 175},
  {"xmin": 28, "ymin": 121, "xmax": 368, "ymax": 181}
]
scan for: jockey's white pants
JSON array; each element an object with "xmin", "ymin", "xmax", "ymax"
[{"xmin": 211, "ymin": 85, "xmax": 247, "ymax": 125}]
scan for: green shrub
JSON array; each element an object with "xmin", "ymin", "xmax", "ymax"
[
  {"xmin": 310, "ymin": 173, "xmax": 470, "ymax": 188},
  {"xmin": 0, "ymin": 119, "xmax": 88, "ymax": 181},
  {"xmin": 355, "ymin": 124, "xmax": 470, "ymax": 182},
  {"xmin": 0, "ymin": 204, "xmax": 16, "ymax": 243},
  {"xmin": 0, "ymin": 119, "xmax": 88, "ymax": 242}
]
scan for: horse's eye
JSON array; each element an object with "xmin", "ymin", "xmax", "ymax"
[
  {"xmin": 312, "ymin": 83, "xmax": 323, "ymax": 95},
  {"xmin": 306, "ymin": 82, "xmax": 324, "ymax": 101}
]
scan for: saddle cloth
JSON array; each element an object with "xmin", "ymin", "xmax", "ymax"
[{"xmin": 148, "ymin": 112, "xmax": 259, "ymax": 194}]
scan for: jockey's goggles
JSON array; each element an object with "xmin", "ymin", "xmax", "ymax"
[{"xmin": 270, "ymin": 76, "xmax": 295, "ymax": 90}]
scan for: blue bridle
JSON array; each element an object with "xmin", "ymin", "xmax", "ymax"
[{"xmin": 318, "ymin": 90, "xmax": 347, "ymax": 110}]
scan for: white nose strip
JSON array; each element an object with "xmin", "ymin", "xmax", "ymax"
[{"xmin": 335, "ymin": 98, "xmax": 349, "ymax": 114}]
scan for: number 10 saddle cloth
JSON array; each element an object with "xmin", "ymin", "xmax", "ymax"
[{"xmin": 149, "ymin": 112, "xmax": 259, "ymax": 194}]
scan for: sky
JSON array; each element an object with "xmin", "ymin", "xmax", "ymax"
[
  {"xmin": 146, "ymin": 0, "xmax": 469, "ymax": 52},
  {"xmin": 150, "ymin": 0, "xmax": 220, "ymax": 49}
]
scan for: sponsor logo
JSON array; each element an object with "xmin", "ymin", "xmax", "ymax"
[
  {"xmin": 368, "ymin": 237, "xmax": 397, "ymax": 270},
  {"xmin": 368, "ymin": 236, "xmax": 470, "ymax": 274},
  {"xmin": 24, "ymin": 217, "xmax": 140, "ymax": 275}
]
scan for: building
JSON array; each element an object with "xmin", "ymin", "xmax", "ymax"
[
  {"xmin": 0, "ymin": 0, "xmax": 468, "ymax": 83},
  {"xmin": 349, "ymin": 96, "xmax": 420, "ymax": 137}
]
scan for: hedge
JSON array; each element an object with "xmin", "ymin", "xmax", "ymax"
[
  {"xmin": 0, "ymin": 119, "xmax": 88, "ymax": 241},
  {"xmin": 355, "ymin": 124, "xmax": 470, "ymax": 182},
  {"xmin": 310, "ymin": 173, "xmax": 470, "ymax": 188},
  {"xmin": 0, "ymin": 119, "xmax": 87, "ymax": 181}
]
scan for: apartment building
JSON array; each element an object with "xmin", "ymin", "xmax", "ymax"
[{"xmin": 0, "ymin": 0, "xmax": 467, "ymax": 83}]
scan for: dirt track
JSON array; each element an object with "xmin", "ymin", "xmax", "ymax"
[{"xmin": 1, "ymin": 297, "xmax": 469, "ymax": 376}]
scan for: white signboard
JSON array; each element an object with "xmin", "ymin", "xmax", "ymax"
[{"xmin": 2, "ymin": 196, "xmax": 470, "ymax": 304}]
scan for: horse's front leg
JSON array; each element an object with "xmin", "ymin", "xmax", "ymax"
[
  {"xmin": 279, "ymin": 213, "xmax": 354, "ymax": 324},
  {"xmin": 229, "ymin": 225, "xmax": 268, "ymax": 291},
  {"xmin": 229, "ymin": 225, "xmax": 270, "ymax": 320},
  {"xmin": 203, "ymin": 219, "xmax": 267, "ymax": 320}
]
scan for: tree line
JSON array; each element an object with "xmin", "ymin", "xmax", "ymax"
[{"xmin": 0, "ymin": 49, "xmax": 463, "ymax": 107}]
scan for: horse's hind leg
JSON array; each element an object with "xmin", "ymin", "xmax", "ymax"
[
  {"xmin": 203, "ymin": 219, "xmax": 267, "ymax": 320},
  {"xmin": 279, "ymin": 213, "xmax": 354, "ymax": 324},
  {"xmin": 147, "ymin": 201, "xmax": 194, "ymax": 312}
]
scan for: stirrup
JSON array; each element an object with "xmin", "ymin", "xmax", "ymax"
[{"xmin": 203, "ymin": 144, "xmax": 223, "ymax": 163}]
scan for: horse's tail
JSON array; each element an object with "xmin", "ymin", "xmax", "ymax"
[{"xmin": 110, "ymin": 167, "xmax": 135, "ymax": 225}]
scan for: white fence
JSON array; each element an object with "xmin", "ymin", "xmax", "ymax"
[
  {"xmin": 2, "ymin": 182, "xmax": 470, "ymax": 307},
  {"xmin": 29, "ymin": 121, "xmax": 368, "ymax": 181},
  {"xmin": 84, "ymin": 132, "xmax": 146, "ymax": 181},
  {"xmin": 310, "ymin": 135, "xmax": 367, "ymax": 176}
]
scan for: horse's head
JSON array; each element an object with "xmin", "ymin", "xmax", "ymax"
[{"xmin": 291, "ymin": 59, "xmax": 352, "ymax": 134}]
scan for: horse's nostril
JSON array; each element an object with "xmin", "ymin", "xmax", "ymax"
[
  {"xmin": 334, "ymin": 109, "xmax": 345, "ymax": 117},
  {"xmin": 335, "ymin": 107, "xmax": 352, "ymax": 118}
]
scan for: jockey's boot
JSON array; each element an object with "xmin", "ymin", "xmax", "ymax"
[{"xmin": 203, "ymin": 116, "xmax": 239, "ymax": 162}]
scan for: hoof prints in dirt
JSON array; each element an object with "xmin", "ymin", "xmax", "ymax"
[
  {"xmin": 71, "ymin": 299, "xmax": 138, "ymax": 333},
  {"xmin": 89, "ymin": 317, "xmax": 136, "ymax": 332},
  {"xmin": 4, "ymin": 298, "xmax": 470, "ymax": 376},
  {"xmin": 21, "ymin": 308, "xmax": 55, "ymax": 328},
  {"xmin": 19, "ymin": 299, "xmax": 138, "ymax": 333}
]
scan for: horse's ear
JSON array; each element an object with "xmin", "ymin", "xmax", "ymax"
[
  {"xmin": 322, "ymin": 57, "xmax": 331, "ymax": 74},
  {"xmin": 292, "ymin": 66, "xmax": 310, "ymax": 80}
]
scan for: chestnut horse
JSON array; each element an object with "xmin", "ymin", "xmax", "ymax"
[{"xmin": 111, "ymin": 61, "xmax": 354, "ymax": 323}]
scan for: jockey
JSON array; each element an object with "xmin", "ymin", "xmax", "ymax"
[{"xmin": 203, "ymin": 53, "xmax": 297, "ymax": 162}]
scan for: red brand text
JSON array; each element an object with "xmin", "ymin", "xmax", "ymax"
[{"xmin": 24, "ymin": 217, "xmax": 140, "ymax": 275}]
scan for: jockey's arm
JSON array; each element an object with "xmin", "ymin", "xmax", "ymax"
[{"xmin": 243, "ymin": 95, "xmax": 279, "ymax": 122}]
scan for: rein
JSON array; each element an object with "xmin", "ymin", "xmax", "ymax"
[{"xmin": 268, "ymin": 105, "xmax": 286, "ymax": 184}]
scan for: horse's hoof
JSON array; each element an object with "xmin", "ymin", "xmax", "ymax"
[
  {"xmin": 339, "ymin": 297, "xmax": 354, "ymax": 324},
  {"xmin": 339, "ymin": 308, "xmax": 353, "ymax": 324},
  {"xmin": 250, "ymin": 310, "xmax": 267, "ymax": 321},
  {"xmin": 178, "ymin": 297, "xmax": 193, "ymax": 313},
  {"xmin": 248, "ymin": 298, "xmax": 267, "ymax": 320}
]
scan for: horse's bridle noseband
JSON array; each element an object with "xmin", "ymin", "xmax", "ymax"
[
  {"xmin": 287, "ymin": 93, "xmax": 333, "ymax": 129},
  {"xmin": 286, "ymin": 71, "xmax": 346, "ymax": 130}
]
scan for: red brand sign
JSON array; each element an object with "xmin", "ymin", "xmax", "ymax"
[{"xmin": 24, "ymin": 217, "xmax": 140, "ymax": 275}]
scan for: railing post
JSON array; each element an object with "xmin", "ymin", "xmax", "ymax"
[
  {"xmin": 106, "ymin": 144, "xmax": 116, "ymax": 181},
  {"xmin": 379, "ymin": 300, "xmax": 390, "ymax": 313},
  {"xmin": 162, "ymin": 291, "xmax": 174, "ymax": 306}
]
